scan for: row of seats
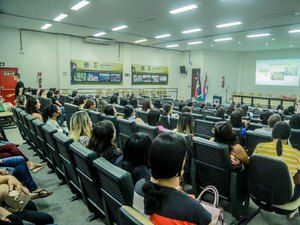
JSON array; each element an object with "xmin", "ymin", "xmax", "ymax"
[{"xmin": 12, "ymin": 106, "xmax": 150, "ymax": 225}]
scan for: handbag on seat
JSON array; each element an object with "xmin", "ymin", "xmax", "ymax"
[
  {"xmin": 5, "ymin": 190, "xmax": 31, "ymax": 213},
  {"xmin": 197, "ymin": 185, "xmax": 224, "ymax": 225}
]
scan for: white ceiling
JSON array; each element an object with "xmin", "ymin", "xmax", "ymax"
[{"xmin": 1, "ymin": 0, "xmax": 300, "ymax": 52}]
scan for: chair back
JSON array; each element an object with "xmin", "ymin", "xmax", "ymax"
[
  {"xmin": 69, "ymin": 142, "xmax": 105, "ymax": 216},
  {"xmin": 53, "ymin": 132, "xmax": 81, "ymax": 194},
  {"xmin": 205, "ymin": 116, "xmax": 223, "ymax": 122},
  {"xmin": 115, "ymin": 105, "xmax": 124, "ymax": 115},
  {"xmin": 169, "ymin": 116, "xmax": 178, "ymax": 130},
  {"xmin": 194, "ymin": 119, "xmax": 215, "ymax": 139},
  {"xmin": 203, "ymin": 110, "xmax": 215, "ymax": 119},
  {"xmin": 250, "ymin": 118, "xmax": 262, "ymax": 123},
  {"xmin": 290, "ymin": 129, "xmax": 300, "ymax": 150},
  {"xmin": 64, "ymin": 103, "xmax": 80, "ymax": 129},
  {"xmin": 247, "ymin": 122, "xmax": 267, "ymax": 131},
  {"xmin": 245, "ymin": 130, "xmax": 272, "ymax": 155},
  {"xmin": 25, "ymin": 114, "xmax": 39, "ymax": 152},
  {"xmin": 247, "ymin": 155, "xmax": 293, "ymax": 206},
  {"xmin": 192, "ymin": 137, "xmax": 231, "ymax": 198},
  {"xmin": 32, "ymin": 119, "xmax": 51, "ymax": 164},
  {"xmin": 119, "ymin": 206, "xmax": 153, "ymax": 225},
  {"xmin": 136, "ymin": 123, "xmax": 159, "ymax": 140},
  {"xmin": 136, "ymin": 111, "xmax": 148, "ymax": 123},
  {"xmin": 88, "ymin": 111, "xmax": 103, "ymax": 125},
  {"xmin": 42, "ymin": 125, "xmax": 65, "ymax": 180},
  {"xmin": 160, "ymin": 116, "xmax": 170, "ymax": 129},
  {"xmin": 39, "ymin": 97, "xmax": 52, "ymax": 112},
  {"xmin": 117, "ymin": 118, "xmax": 137, "ymax": 150},
  {"xmin": 192, "ymin": 113, "xmax": 203, "ymax": 121},
  {"xmin": 93, "ymin": 157, "xmax": 134, "ymax": 225}
]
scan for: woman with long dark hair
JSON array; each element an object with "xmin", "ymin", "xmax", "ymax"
[
  {"xmin": 87, "ymin": 120, "xmax": 122, "ymax": 165},
  {"xmin": 26, "ymin": 97, "xmax": 43, "ymax": 121}
]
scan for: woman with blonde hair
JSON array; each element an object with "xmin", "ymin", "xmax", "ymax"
[{"xmin": 69, "ymin": 111, "xmax": 92, "ymax": 147}]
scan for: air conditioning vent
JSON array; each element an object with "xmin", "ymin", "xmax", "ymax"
[{"xmin": 84, "ymin": 37, "xmax": 114, "ymax": 45}]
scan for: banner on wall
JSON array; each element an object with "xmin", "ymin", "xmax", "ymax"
[
  {"xmin": 131, "ymin": 64, "xmax": 168, "ymax": 85},
  {"xmin": 70, "ymin": 59, "xmax": 123, "ymax": 84}
]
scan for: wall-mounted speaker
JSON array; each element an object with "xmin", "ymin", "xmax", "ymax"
[{"xmin": 180, "ymin": 66, "xmax": 187, "ymax": 74}]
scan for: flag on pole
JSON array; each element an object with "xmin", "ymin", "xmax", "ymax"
[
  {"xmin": 202, "ymin": 73, "xmax": 208, "ymax": 101},
  {"xmin": 194, "ymin": 72, "xmax": 202, "ymax": 102}
]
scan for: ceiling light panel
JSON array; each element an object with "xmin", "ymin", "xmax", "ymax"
[
  {"xmin": 53, "ymin": 14, "xmax": 68, "ymax": 22},
  {"xmin": 216, "ymin": 21, "xmax": 242, "ymax": 28},
  {"xmin": 169, "ymin": 4, "xmax": 198, "ymax": 14},
  {"xmin": 93, "ymin": 32, "xmax": 106, "ymax": 37},
  {"xmin": 182, "ymin": 28, "xmax": 202, "ymax": 34},
  {"xmin": 112, "ymin": 25, "xmax": 128, "ymax": 31},
  {"xmin": 41, "ymin": 23, "xmax": 52, "ymax": 30},
  {"xmin": 134, "ymin": 39, "xmax": 147, "ymax": 43},
  {"xmin": 166, "ymin": 44, "xmax": 179, "ymax": 48},
  {"xmin": 71, "ymin": 0, "xmax": 90, "ymax": 11},
  {"xmin": 246, "ymin": 33, "xmax": 271, "ymax": 38},
  {"xmin": 188, "ymin": 41, "xmax": 203, "ymax": 45},
  {"xmin": 155, "ymin": 34, "xmax": 171, "ymax": 39},
  {"xmin": 289, "ymin": 29, "xmax": 300, "ymax": 33},
  {"xmin": 214, "ymin": 37, "xmax": 233, "ymax": 42}
]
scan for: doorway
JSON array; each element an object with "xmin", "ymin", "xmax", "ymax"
[{"xmin": 0, "ymin": 67, "xmax": 18, "ymax": 105}]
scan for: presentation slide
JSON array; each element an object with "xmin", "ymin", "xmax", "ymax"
[{"xmin": 255, "ymin": 59, "xmax": 300, "ymax": 86}]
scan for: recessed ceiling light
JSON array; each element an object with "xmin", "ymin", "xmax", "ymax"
[
  {"xmin": 134, "ymin": 39, "xmax": 147, "ymax": 43},
  {"xmin": 188, "ymin": 41, "xmax": 203, "ymax": 45},
  {"xmin": 166, "ymin": 44, "xmax": 179, "ymax": 48},
  {"xmin": 182, "ymin": 28, "xmax": 202, "ymax": 34},
  {"xmin": 290, "ymin": 44, "xmax": 294, "ymax": 48},
  {"xmin": 41, "ymin": 23, "xmax": 52, "ymax": 30},
  {"xmin": 246, "ymin": 33, "xmax": 271, "ymax": 38},
  {"xmin": 214, "ymin": 37, "xmax": 233, "ymax": 42},
  {"xmin": 71, "ymin": 0, "xmax": 90, "ymax": 11},
  {"xmin": 265, "ymin": 43, "xmax": 268, "ymax": 46},
  {"xmin": 210, "ymin": 44, "xmax": 214, "ymax": 47},
  {"xmin": 169, "ymin": 4, "xmax": 198, "ymax": 14},
  {"xmin": 272, "ymin": 38, "xmax": 275, "ymax": 41},
  {"xmin": 155, "ymin": 34, "xmax": 171, "ymax": 39},
  {"xmin": 93, "ymin": 32, "xmax": 106, "ymax": 37},
  {"xmin": 112, "ymin": 25, "xmax": 128, "ymax": 31},
  {"xmin": 53, "ymin": 14, "xmax": 68, "ymax": 22},
  {"xmin": 238, "ymin": 41, "xmax": 241, "ymax": 44},
  {"xmin": 289, "ymin": 29, "xmax": 300, "ymax": 33},
  {"xmin": 216, "ymin": 21, "xmax": 242, "ymax": 28}
]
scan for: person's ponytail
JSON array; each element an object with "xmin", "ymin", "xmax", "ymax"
[
  {"xmin": 142, "ymin": 180, "xmax": 164, "ymax": 215},
  {"xmin": 276, "ymin": 138, "xmax": 283, "ymax": 156}
]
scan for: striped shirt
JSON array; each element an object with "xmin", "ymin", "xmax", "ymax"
[{"xmin": 253, "ymin": 141, "xmax": 300, "ymax": 177}]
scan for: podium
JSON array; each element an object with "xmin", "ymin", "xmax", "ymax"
[{"xmin": 213, "ymin": 95, "xmax": 222, "ymax": 105}]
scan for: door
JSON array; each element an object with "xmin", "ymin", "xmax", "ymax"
[
  {"xmin": 0, "ymin": 67, "xmax": 18, "ymax": 105},
  {"xmin": 191, "ymin": 68, "xmax": 201, "ymax": 98}
]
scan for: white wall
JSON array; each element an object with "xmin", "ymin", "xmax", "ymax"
[
  {"xmin": 0, "ymin": 27, "xmax": 188, "ymax": 99},
  {"xmin": 1, "ymin": 26, "xmax": 298, "ymax": 102},
  {"xmin": 240, "ymin": 49, "xmax": 300, "ymax": 97}
]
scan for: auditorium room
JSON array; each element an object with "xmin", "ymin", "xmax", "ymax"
[{"xmin": 0, "ymin": 0, "xmax": 300, "ymax": 225}]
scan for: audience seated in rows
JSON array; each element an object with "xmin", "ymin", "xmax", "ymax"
[
  {"xmin": 174, "ymin": 113, "xmax": 195, "ymax": 135},
  {"xmin": 211, "ymin": 121, "xmax": 249, "ymax": 168},
  {"xmin": 84, "ymin": 99, "xmax": 96, "ymax": 111},
  {"xmin": 87, "ymin": 120, "xmax": 122, "ymax": 166},
  {"xmin": 121, "ymin": 133, "xmax": 151, "ymax": 185},
  {"xmin": 69, "ymin": 111, "xmax": 92, "ymax": 147},
  {"xmin": 253, "ymin": 122, "xmax": 300, "ymax": 201},
  {"xmin": 289, "ymin": 114, "xmax": 300, "ymax": 129},
  {"xmin": 104, "ymin": 104, "xmax": 117, "ymax": 116},
  {"xmin": 26, "ymin": 97, "xmax": 43, "ymax": 121},
  {"xmin": 123, "ymin": 105, "xmax": 144, "ymax": 124},
  {"xmin": 0, "ymin": 174, "xmax": 54, "ymax": 224},
  {"xmin": 255, "ymin": 114, "xmax": 281, "ymax": 134},
  {"xmin": 47, "ymin": 90, "xmax": 62, "ymax": 107},
  {"xmin": 142, "ymin": 98, "xmax": 152, "ymax": 112},
  {"xmin": 147, "ymin": 109, "xmax": 164, "ymax": 132},
  {"xmin": 43, "ymin": 104, "xmax": 65, "ymax": 134},
  {"xmin": 230, "ymin": 110, "xmax": 247, "ymax": 138},
  {"xmin": 0, "ymin": 156, "xmax": 52, "ymax": 199},
  {"xmin": 97, "ymin": 99, "xmax": 108, "ymax": 113},
  {"xmin": 15, "ymin": 95, "xmax": 26, "ymax": 111},
  {"xmin": 215, "ymin": 106, "xmax": 225, "ymax": 119},
  {"xmin": 260, "ymin": 111, "xmax": 273, "ymax": 125},
  {"xmin": 134, "ymin": 132, "xmax": 212, "ymax": 225}
]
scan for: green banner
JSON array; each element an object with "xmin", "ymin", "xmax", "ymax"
[
  {"xmin": 131, "ymin": 64, "xmax": 168, "ymax": 85},
  {"xmin": 71, "ymin": 59, "xmax": 123, "ymax": 84}
]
